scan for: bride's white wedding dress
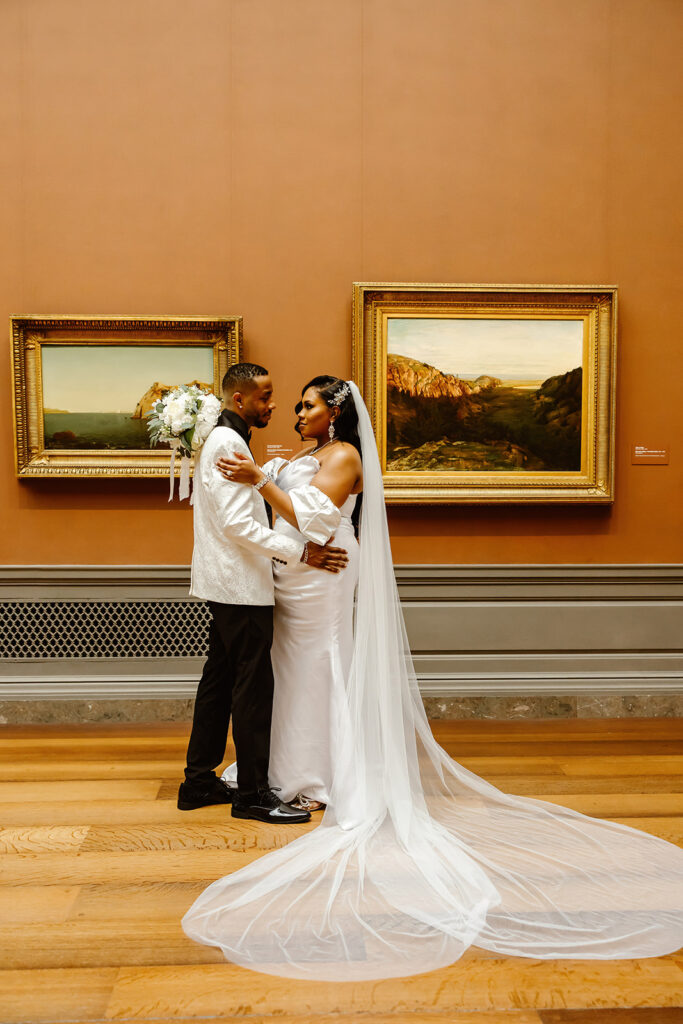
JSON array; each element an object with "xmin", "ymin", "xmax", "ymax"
[
  {"xmin": 182, "ymin": 381, "xmax": 683, "ymax": 982},
  {"xmin": 221, "ymin": 454, "xmax": 360, "ymax": 804}
]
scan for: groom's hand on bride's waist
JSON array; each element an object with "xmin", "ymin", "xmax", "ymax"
[{"xmin": 303, "ymin": 541, "xmax": 349, "ymax": 573}]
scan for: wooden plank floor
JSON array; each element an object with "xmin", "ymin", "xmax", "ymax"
[{"xmin": 1, "ymin": 718, "xmax": 682, "ymax": 1024}]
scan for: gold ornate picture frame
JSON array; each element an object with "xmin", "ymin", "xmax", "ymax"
[
  {"xmin": 352, "ymin": 283, "xmax": 617, "ymax": 504},
  {"xmin": 11, "ymin": 315, "xmax": 241, "ymax": 478}
]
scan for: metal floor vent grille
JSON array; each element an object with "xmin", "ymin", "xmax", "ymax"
[{"xmin": 0, "ymin": 601, "xmax": 210, "ymax": 659}]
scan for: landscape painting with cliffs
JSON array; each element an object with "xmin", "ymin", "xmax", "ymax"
[{"xmin": 386, "ymin": 317, "xmax": 584, "ymax": 473}]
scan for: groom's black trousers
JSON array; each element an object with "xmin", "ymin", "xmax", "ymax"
[{"xmin": 184, "ymin": 600, "xmax": 274, "ymax": 795}]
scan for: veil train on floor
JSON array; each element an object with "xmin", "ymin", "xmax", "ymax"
[{"xmin": 181, "ymin": 380, "xmax": 683, "ymax": 981}]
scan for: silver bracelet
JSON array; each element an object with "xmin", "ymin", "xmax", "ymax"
[
  {"xmin": 302, "ymin": 543, "xmax": 309, "ymax": 564},
  {"xmin": 253, "ymin": 472, "xmax": 268, "ymax": 492}
]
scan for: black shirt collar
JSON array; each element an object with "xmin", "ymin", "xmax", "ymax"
[{"xmin": 218, "ymin": 408, "xmax": 252, "ymax": 447}]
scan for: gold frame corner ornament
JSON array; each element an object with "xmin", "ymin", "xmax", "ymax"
[
  {"xmin": 351, "ymin": 283, "xmax": 617, "ymax": 505},
  {"xmin": 10, "ymin": 314, "xmax": 242, "ymax": 479}
]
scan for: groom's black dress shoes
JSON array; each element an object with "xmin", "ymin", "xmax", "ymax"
[
  {"xmin": 231, "ymin": 787, "xmax": 311, "ymax": 824},
  {"xmin": 177, "ymin": 777, "xmax": 236, "ymax": 811}
]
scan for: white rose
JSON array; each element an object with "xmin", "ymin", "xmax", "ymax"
[
  {"xmin": 163, "ymin": 396, "xmax": 190, "ymax": 434},
  {"xmin": 195, "ymin": 395, "xmax": 220, "ymax": 428},
  {"xmin": 192, "ymin": 394, "xmax": 221, "ymax": 448}
]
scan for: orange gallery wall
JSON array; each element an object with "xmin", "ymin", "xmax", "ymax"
[{"xmin": 0, "ymin": 0, "xmax": 681, "ymax": 567}]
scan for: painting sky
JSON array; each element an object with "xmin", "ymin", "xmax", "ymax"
[
  {"xmin": 388, "ymin": 317, "xmax": 584, "ymax": 379},
  {"xmin": 42, "ymin": 346, "xmax": 214, "ymax": 412}
]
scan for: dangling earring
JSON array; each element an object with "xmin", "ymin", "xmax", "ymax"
[{"xmin": 328, "ymin": 421, "xmax": 336, "ymax": 440}]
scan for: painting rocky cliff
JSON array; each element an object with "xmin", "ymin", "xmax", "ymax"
[{"xmin": 386, "ymin": 353, "xmax": 582, "ymax": 473}]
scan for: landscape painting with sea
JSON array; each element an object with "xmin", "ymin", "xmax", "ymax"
[
  {"xmin": 386, "ymin": 317, "xmax": 585, "ymax": 473},
  {"xmin": 42, "ymin": 345, "xmax": 215, "ymax": 450}
]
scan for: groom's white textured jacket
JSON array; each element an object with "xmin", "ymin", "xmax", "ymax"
[{"xmin": 190, "ymin": 422, "xmax": 304, "ymax": 605}]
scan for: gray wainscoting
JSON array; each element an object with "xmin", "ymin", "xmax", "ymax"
[{"xmin": 1, "ymin": 565, "xmax": 682, "ymax": 719}]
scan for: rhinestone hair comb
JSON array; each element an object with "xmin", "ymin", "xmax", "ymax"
[{"xmin": 330, "ymin": 382, "xmax": 351, "ymax": 406}]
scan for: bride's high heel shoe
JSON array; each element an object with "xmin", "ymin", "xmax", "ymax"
[{"xmin": 289, "ymin": 792, "xmax": 326, "ymax": 812}]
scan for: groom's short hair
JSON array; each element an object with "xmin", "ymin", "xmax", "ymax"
[{"xmin": 222, "ymin": 363, "xmax": 269, "ymax": 393}]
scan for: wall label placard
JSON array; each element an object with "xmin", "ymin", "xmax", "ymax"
[
  {"xmin": 631, "ymin": 443, "xmax": 670, "ymax": 465},
  {"xmin": 265, "ymin": 443, "xmax": 297, "ymax": 460}
]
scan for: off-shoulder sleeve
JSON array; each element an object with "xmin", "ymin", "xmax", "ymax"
[{"xmin": 288, "ymin": 485, "xmax": 342, "ymax": 544}]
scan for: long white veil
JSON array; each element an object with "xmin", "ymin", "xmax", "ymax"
[{"xmin": 181, "ymin": 380, "xmax": 683, "ymax": 981}]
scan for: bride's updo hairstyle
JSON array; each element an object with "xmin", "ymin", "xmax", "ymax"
[{"xmin": 298, "ymin": 374, "xmax": 363, "ymax": 535}]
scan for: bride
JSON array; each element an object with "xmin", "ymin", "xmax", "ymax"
[
  {"xmin": 218, "ymin": 375, "xmax": 363, "ymax": 811},
  {"xmin": 182, "ymin": 377, "xmax": 683, "ymax": 982}
]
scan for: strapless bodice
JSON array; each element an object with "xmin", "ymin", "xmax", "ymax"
[{"xmin": 265, "ymin": 454, "xmax": 358, "ymax": 521}]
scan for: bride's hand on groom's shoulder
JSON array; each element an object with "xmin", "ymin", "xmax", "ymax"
[{"xmin": 216, "ymin": 453, "xmax": 260, "ymax": 485}]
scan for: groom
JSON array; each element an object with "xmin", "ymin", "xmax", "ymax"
[{"xmin": 178, "ymin": 363, "xmax": 348, "ymax": 824}]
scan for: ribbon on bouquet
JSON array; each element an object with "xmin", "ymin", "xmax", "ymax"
[
  {"xmin": 169, "ymin": 440, "xmax": 179, "ymax": 501},
  {"xmin": 179, "ymin": 453, "xmax": 192, "ymax": 502},
  {"xmin": 168, "ymin": 440, "xmax": 194, "ymax": 503}
]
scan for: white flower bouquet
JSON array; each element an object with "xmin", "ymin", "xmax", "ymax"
[{"xmin": 147, "ymin": 384, "xmax": 221, "ymax": 500}]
